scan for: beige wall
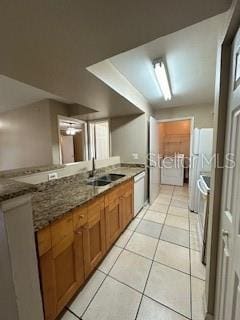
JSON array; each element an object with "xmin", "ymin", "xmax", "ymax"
[
  {"xmin": 0, "ymin": 99, "xmax": 71, "ymax": 171},
  {"xmin": 0, "ymin": 100, "xmax": 53, "ymax": 170},
  {"xmin": 110, "ymin": 113, "xmax": 149, "ymax": 201},
  {"xmin": 154, "ymin": 104, "xmax": 214, "ymax": 128},
  {"xmin": 111, "ymin": 113, "xmax": 148, "ymax": 164}
]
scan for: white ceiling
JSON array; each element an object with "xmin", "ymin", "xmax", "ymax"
[
  {"xmin": 0, "ymin": 75, "xmax": 66, "ymax": 113},
  {"xmin": 94, "ymin": 13, "xmax": 226, "ymax": 110},
  {"xmin": 0, "ymin": 1, "xmax": 231, "ymax": 118}
]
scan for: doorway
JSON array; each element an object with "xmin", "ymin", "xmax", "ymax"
[
  {"xmin": 158, "ymin": 118, "xmax": 192, "ymax": 186},
  {"xmin": 58, "ymin": 117, "xmax": 88, "ymax": 164}
]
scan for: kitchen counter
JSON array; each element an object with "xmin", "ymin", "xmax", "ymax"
[
  {"xmin": 32, "ymin": 166, "xmax": 145, "ymax": 231},
  {"xmin": 0, "ymin": 164, "xmax": 64, "ymax": 179},
  {"xmin": 0, "ymin": 178, "xmax": 37, "ymax": 201}
]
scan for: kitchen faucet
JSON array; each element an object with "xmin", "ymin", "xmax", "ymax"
[{"xmin": 89, "ymin": 157, "xmax": 96, "ymax": 178}]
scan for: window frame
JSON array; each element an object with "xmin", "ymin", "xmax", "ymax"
[{"xmin": 88, "ymin": 119, "xmax": 110, "ymax": 160}]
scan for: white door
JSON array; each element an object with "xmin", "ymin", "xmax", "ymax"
[
  {"xmin": 61, "ymin": 135, "xmax": 75, "ymax": 164},
  {"xmin": 215, "ymin": 27, "xmax": 240, "ymax": 319},
  {"xmin": 149, "ymin": 116, "xmax": 160, "ymax": 203}
]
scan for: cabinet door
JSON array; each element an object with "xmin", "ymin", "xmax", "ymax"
[
  {"xmin": 52, "ymin": 234, "xmax": 80, "ymax": 315},
  {"xmin": 83, "ymin": 198, "xmax": 106, "ymax": 277},
  {"xmin": 38, "ymin": 217, "xmax": 85, "ymax": 319},
  {"xmin": 105, "ymin": 197, "xmax": 122, "ymax": 249},
  {"xmin": 122, "ymin": 181, "xmax": 134, "ymax": 229},
  {"xmin": 38, "ymin": 250, "xmax": 56, "ymax": 320}
]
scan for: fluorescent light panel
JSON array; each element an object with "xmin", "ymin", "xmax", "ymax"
[{"xmin": 154, "ymin": 60, "xmax": 172, "ymax": 101}]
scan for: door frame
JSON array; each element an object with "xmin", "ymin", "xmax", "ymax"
[{"xmin": 205, "ymin": 1, "xmax": 240, "ymax": 319}]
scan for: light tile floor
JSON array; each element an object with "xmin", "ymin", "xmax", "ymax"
[{"xmin": 61, "ymin": 184, "xmax": 206, "ymax": 320}]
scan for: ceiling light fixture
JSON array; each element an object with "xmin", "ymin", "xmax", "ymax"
[
  {"xmin": 153, "ymin": 59, "xmax": 172, "ymax": 101},
  {"xmin": 66, "ymin": 123, "xmax": 76, "ymax": 135}
]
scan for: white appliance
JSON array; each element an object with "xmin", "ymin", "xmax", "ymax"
[
  {"xmin": 189, "ymin": 128, "xmax": 213, "ymax": 212},
  {"xmin": 160, "ymin": 154, "xmax": 184, "ymax": 186},
  {"xmin": 197, "ymin": 175, "xmax": 211, "ymax": 265},
  {"xmin": 134, "ymin": 171, "xmax": 145, "ymax": 216}
]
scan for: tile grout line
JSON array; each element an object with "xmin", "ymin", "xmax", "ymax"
[
  {"xmin": 134, "ymin": 187, "xmax": 173, "ymax": 320},
  {"xmin": 79, "ymin": 211, "xmax": 145, "ymax": 319},
  {"xmin": 73, "ymin": 270, "xmax": 108, "ymax": 319},
  {"xmin": 143, "ymin": 293, "xmax": 191, "ymax": 320},
  {"xmin": 187, "ymin": 194, "xmax": 193, "ymax": 320},
  {"xmin": 65, "ymin": 307, "xmax": 83, "ymax": 319},
  {"xmin": 68, "ymin": 187, "xmax": 194, "ymax": 320}
]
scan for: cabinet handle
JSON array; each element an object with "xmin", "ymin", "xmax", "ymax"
[
  {"xmin": 75, "ymin": 230, "xmax": 82, "ymax": 235},
  {"xmin": 79, "ymin": 215, "xmax": 85, "ymax": 219}
]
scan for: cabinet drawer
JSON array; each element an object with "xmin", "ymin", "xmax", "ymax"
[
  {"xmin": 73, "ymin": 206, "xmax": 88, "ymax": 230},
  {"xmin": 51, "ymin": 213, "xmax": 73, "ymax": 248},
  {"xmin": 37, "ymin": 226, "xmax": 52, "ymax": 256}
]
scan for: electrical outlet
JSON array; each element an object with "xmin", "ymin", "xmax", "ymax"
[
  {"xmin": 48, "ymin": 172, "xmax": 58, "ymax": 181},
  {"xmin": 132, "ymin": 153, "xmax": 139, "ymax": 160}
]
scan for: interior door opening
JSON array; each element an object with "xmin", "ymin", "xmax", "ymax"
[{"xmin": 158, "ymin": 119, "xmax": 191, "ymax": 186}]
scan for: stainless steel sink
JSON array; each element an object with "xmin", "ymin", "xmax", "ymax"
[
  {"xmin": 98, "ymin": 174, "xmax": 125, "ymax": 182},
  {"xmin": 87, "ymin": 180, "xmax": 111, "ymax": 186},
  {"xmin": 87, "ymin": 173, "xmax": 125, "ymax": 187}
]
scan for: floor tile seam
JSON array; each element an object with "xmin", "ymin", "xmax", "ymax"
[
  {"xmin": 133, "ymin": 199, "xmax": 168, "ymax": 319},
  {"xmin": 152, "ymin": 259, "xmax": 191, "ymax": 277},
  {"xmin": 190, "ymin": 273, "xmax": 206, "ymax": 282},
  {"xmin": 166, "ymin": 212, "xmax": 190, "ymax": 218},
  {"xmin": 98, "ymin": 245, "xmax": 124, "ymax": 275},
  {"xmin": 114, "ymin": 226, "xmax": 136, "ymax": 250},
  {"xmin": 133, "ymin": 199, "xmax": 172, "ymax": 319},
  {"xmin": 106, "ymin": 273, "xmax": 145, "ymax": 295},
  {"xmin": 77, "ymin": 271, "xmax": 108, "ymax": 318},
  {"xmin": 143, "ymin": 293, "xmax": 191, "ymax": 320},
  {"xmin": 142, "ymin": 216, "xmax": 166, "ymax": 225},
  {"xmin": 65, "ymin": 307, "xmax": 82, "ymax": 319},
  {"xmin": 190, "ymin": 274, "xmax": 206, "ymax": 283},
  {"xmin": 187, "ymin": 206, "xmax": 193, "ymax": 320},
  {"xmin": 189, "ymin": 248, "xmax": 206, "ymax": 281},
  {"xmin": 169, "ymin": 204, "xmax": 189, "ymax": 210},
  {"xmin": 121, "ymin": 246, "xmax": 155, "ymax": 262},
  {"xmin": 164, "ymin": 222, "xmax": 190, "ymax": 232},
  {"xmin": 134, "ymin": 233, "xmax": 160, "ymax": 319},
  {"xmin": 162, "ymin": 223, "xmax": 191, "ymax": 233},
  {"xmin": 141, "ymin": 188, "xmax": 189, "ymax": 320},
  {"xmin": 134, "ymin": 228, "xmax": 161, "ymax": 240},
  {"xmin": 189, "ymin": 246, "xmax": 201, "ymax": 253},
  {"xmin": 159, "ymin": 237, "xmax": 190, "ymax": 250},
  {"xmin": 145, "ymin": 207, "xmax": 169, "ymax": 214}
]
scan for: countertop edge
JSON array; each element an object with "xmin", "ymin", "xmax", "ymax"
[{"xmin": 34, "ymin": 167, "xmax": 145, "ymax": 232}]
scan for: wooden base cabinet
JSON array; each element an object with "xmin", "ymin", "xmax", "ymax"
[
  {"xmin": 105, "ymin": 187, "xmax": 123, "ymax": 249},
  {"xmin": 36, "ymin": 178, "xmax": 134, "ymax": 320},
  {"xmin": 83, "ymin": 197, "xmax": 106, "ymax": 277},
  {"xmin": 121, "ymin": 180, "xmax": 134, "ymax": 229},
  {"xmin": 37, "ymin": 214, "xmax": 85, "ymax": 320}
]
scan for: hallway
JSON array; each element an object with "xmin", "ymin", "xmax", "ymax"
[{"xmin": 61, "ymin": 185, "xmax": 206, "ymax": 320}]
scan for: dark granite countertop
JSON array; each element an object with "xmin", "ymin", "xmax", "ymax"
[
  {"xmin": 0, "ymin": 164, "xmax": 65, "ymax": 179},
  {"xmin": 0, "ymin": 178, "xmax": 37, "ymax": 202},
  {"xmin": 32, "ymin": 166, "xmax": 145, "ymax": 231}
]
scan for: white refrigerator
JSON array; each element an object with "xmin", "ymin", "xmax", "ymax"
[{"xmin": 189, "ymin": 128, "xmax": 213, "ymax": 212}]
